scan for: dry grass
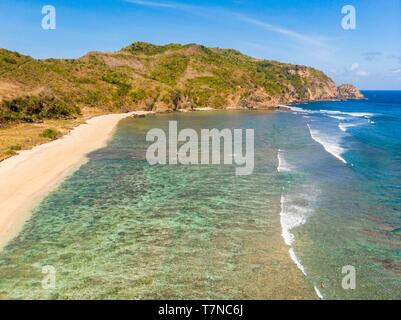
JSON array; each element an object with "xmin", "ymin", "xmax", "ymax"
[{"xmin": 0, "ymin": 118, "xmax": 86, "ymax": 161}]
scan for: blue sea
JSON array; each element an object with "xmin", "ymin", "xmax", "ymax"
[
  {"xmin": 281, "ymin": 91, "xmax": 401, "ymax": 299},
  {"xmin": 0, "ymin": 91, "xmax": 399, "ymax": 299}
]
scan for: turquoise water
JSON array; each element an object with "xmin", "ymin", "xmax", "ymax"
[
  {"xmin": 0, "ymin": 112, "xmax": 314, "ymax": 299},
  {"xmin": 0, "ymin": 91, "xmax": 400, "ymax": 299}
]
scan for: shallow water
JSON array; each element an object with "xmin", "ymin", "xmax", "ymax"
[
  {"xmin": 0, "ymin": 111, "xmax": 313, "ymax": 299},
  {"xmin": 0, "ymin": 92, "xmax": 400, "ymax": 299}
]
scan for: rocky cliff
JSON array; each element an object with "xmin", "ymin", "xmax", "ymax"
[{"xmin": 337, "ymin": 84, "xmax": 365, "ymax": 99}]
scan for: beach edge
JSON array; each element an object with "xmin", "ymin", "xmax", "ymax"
[{"xmin": 0, "ymin": 111, "xmax": 151, "ymax": 252}]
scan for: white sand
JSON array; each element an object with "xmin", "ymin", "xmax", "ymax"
[{"xmin": 0, "ymin": 111, "xmax": 150, "ymax": 251}]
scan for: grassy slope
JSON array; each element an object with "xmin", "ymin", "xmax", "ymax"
[{"xmin": 0, "ymin": 42, "xmax": 355, "ymax": 160}]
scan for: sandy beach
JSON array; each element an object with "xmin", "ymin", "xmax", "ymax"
[{"xmin": 0, "ymin": 111, "xmax": 151, "ymax": 252}]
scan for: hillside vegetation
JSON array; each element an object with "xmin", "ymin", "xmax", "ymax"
[
  {"xmin": 0, "ymin": 42, "xmax": 363, "ymax": 126},
  {"xmin": 0, "ymin": 42, "xmax": 364, "ymax": 160}
]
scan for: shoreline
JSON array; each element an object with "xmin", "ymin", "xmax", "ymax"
[
  {"xmin": 0, "ymin": 98, "xmax": 363, "ymax": 162},
  {"xmin": 0, "ymin": 108, "xmax": 319, "ymax": 299},
  {"xmin": 0, "ymin": 104, "xmax": 328, "ymax": 252},
  {"xmin": 0, "ymin": 111, "xmax": 151, "ymax": 252}
]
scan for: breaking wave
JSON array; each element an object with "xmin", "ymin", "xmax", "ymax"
[
  {"xmin": 289, "ymin": 248, "xmax": 307, "ymax": 276},
  {"xmin": 329, "ymin": 115, "xmax": 348, "ymax": 121},
  {"xmin": 280, "ymin": 195, "xmax": 309, "ymax": 246},
  {"xmin": 278, "ymin": 190, "xmax": 324, "ymax": 299},
  {"xmin": 338, "ymin": 122, "xmax": 360, "ymax": 132},
  {"xmin": 320, "ymin": 110, "xmax": 375, "ymax": 118},
  {"xmin": 277, "ymin": 149, "xmax": 293, "ymax": 173},
  {"xmin": 307, "ymin": 124, "xmax": 347, "ymax": 164},
  {"xmin": 288, "ymin": 106, "xmax": 376, "ymax": 120}
]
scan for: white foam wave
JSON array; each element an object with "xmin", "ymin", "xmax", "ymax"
[
  {"xmin": 289, "ymin": 248, "xmax": 307, "ymax": 276},
  {"xmin": 279, "ymin": 193, "xmax": 323, "ymax": 299},
  {"xmin": 314, "ymin": 286, "xmax": 324, "ymax": 299},
  {"xmin": 345, "ymin": 112, "xmax": 375, "ymax": 118},
  {"xmin": 329, "ymin": 115, "xmax": 348, "ymax": 121},
  {"xmin": 280, "ymin": 196, "xmax": 309, "ymax": 246},
  {"xmin": 338, "ymin": 122, "xmax": 359, "ymax": 132},
  {"xmin": 289, "ymin": 106, "xmax": 310, "ymax": 113},
  {"xmin": 280, "ymin": 194, "xmax": 309, "ymax": 273},
  {"xmin": 320, "ymin": 109, "xmax": 375, "ymax": 118},
  {"xmin": 339, "ymin": 118, "xmax": 375, "ymax": 132},
  {"xmin": 277, "ymin": 149, "xmax": 293, "ymax": 173},
  {"xmin": 338, "ymin": 123, "xmax": 347, "ymax": 132},
  {"xmin": 290, "ymin": 106, "xmax": 376, "ymax": 121},
  {"xmin": 320, "ymin": 110, "xmax": 342, "ymax": 115},
  {"xmin": 307, "ymin": 124, "xmax": 347, "ymax": 164}
]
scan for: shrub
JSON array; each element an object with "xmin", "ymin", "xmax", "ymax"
[
  {"xmin": 2, "ymin": 56, "xmax": 17, "ymax": 64},
  {"xmin": 0, "ymin": 94, "xmax": 80, "ymax": 124},
  {"xmin": 41, "ymin": 128, "xmax": 60, "ymax": 140},
  {"xmin": 101, "ymin": 71, "xmax": 129, "ymax": 86},
  {"xmin": 129, "ymin": 88, "xmax": 147, "ymax": 103},
  {"xmin": 5, "ymin": 145, "xmax": 22, "ymax": 156},
  {"xmin": 149, "ymin": 55, "xmax": 189, "ymax": 85},
  {"xmin": 125, "ymin": 42, "xmax": 182, "ymax": 55}
]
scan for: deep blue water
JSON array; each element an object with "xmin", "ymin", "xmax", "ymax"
[
  {"xmin": 290, "ymin": 91, "xmax": 401, "ymax": 211},
  {"xmin": 281, "ymin": 91, "xmax": 401, "ymax": 298}
]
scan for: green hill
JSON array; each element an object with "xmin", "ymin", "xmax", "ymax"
[{"xmin": 0, "ymin": 42, "xmax": 363, "ymax": 126}]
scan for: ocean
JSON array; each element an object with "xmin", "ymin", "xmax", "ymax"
[
  {"xmin": 280, "ymin": 91, "xmax": 401, "ymax": 299},
  {"xmin": 0, "ymin": 91, "xmax": 399, "ymax": 299}
]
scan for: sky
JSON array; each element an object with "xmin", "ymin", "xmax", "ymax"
[{"xmin": 0, "ymin": 0, "xmax": 400, "ymax": 89}]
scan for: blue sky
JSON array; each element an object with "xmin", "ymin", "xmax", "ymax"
[{"xmin": 1, "ymin": 0, "xmax": 400, "ymax": 89}]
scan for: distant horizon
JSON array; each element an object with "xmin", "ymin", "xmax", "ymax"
[{"xmin": 361, "ymin": 89, "xmax": 401, "ymax": 91}]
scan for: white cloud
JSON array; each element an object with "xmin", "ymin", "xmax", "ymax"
[
  {"xmin": 350, "ymin": 62, "xmax": 359, "ymax": 71},
  {"xmin": 124, "ymin": 0, "xmax": 189, "ymax": 9},
  {"xmin": 124, "ymin": 0, "xmax": 327, "ymax": 49},
  {"xmin": 350, "ymin": 62, "xmax": 368, "ymax": 77},
  {"xmin": 234, "ymin": 15, "xmax": 324, "ymax": 48},
  {"xmin": 330, "ymin": 63, "xmax": 369, "ymax": 80}
]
